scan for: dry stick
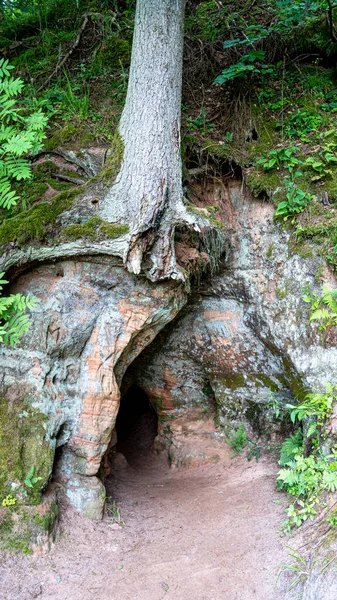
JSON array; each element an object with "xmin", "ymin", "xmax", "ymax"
[
  {"xmin": 37, "ymin": 14, "xmax": 90, "ymax": 92},
  {"xmin": 53, "ymin": 173, "xmax": 86, "ymax": 185}
]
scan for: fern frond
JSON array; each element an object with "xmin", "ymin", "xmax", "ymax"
[
  {"xmin": 25, "ymin": 110, "xmax": 48, "ymax": 131},
  {"xmin": 0, "ymin": 59, "xmax": 14, "ymax": 79},
  {"xmin": 2, "ymin": 132, "xmax": 35, "ymax": 156},
  {"xmin": 0, "ymin": 77, "xmax": 24, "ymax": 98},
  {"xmin": 2, "ymin": 157, "xmax": 31, "ymax": 180},
  {"xmin": 310, "ymin": 308, "xmax": 332, "ymax": 322},
  {"xmin": 0, "ymin": 177, "xmax": 18, "ymax": 209},
  {"xmin": 279, "ymin": 431, "xmax": 303, "ymax": 466},
  {"xmin": 324, "ymin": 292, "xmax": 337, "ymax": 314}
]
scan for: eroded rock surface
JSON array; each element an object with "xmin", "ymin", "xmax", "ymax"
[
  {"xmin": 126, "ymin": 180, "xmax": 337, "ymax": 462},
  {"xmin": 1, "ymin": 177, "xmax": 337, "ymax": 560},
  {"xmin": 0, "ymin": 257, "xmax": 186, "ymax": 528}
]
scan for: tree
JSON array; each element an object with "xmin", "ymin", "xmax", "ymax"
[{"xmin": 99, "ymin": 0, "xmax": 193, "ymax": 281}]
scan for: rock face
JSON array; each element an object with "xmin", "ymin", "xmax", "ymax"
[
  {"xmin": 0, "ymin": 176, "xmax": 337, "ymax": 545},
  {"xmin": 0, "ymin": 257, "xmax": 186, "ymax": 524},
  {"xmin": 127, "ymin": 179, "xmax": 337, "ymax": 461}
]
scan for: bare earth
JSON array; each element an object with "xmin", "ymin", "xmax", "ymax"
[{"xmin": 0, "ymin": 441, "xmax": 297, "ymax": 600}]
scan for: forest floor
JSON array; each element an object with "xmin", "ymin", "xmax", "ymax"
[{"xmin": 0, "ymin": 426, "xmax": 300, "ymax": 600}]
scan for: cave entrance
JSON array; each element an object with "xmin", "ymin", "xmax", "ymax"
[{"xmin": 115, "ymin": 384, "xmax": 158, "ymax": 467}]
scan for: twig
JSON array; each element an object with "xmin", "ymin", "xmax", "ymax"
[
  {"xmin": 53, "ymin": 173, "xmax": 86, "ymax": 185},
  {"xmin": 38, "ymin": 14, "xmax": 90, "ymax": 92}
]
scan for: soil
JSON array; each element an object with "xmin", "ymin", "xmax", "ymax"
[{"xmin": 0, "ymin": 409, "xmax": 299, "ymax": 600}]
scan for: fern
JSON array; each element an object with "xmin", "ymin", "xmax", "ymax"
[
  {"xmin": 226, "ymin": 424, "xmax": 248, "ymax": 456},
  {"xmin": 0, "ymin": 60, "xmax": 48, "ymax": 212},
  {"xmin": 305, "ymin": 284, "xmax": 337, "ymax": 330},
  {"xmin": 0, "ymin": 272, "xmax": 38, "ymax": 347},
  {"xmin": 279, "ymin": 430, "xmax": 303, "ymax": 466}
]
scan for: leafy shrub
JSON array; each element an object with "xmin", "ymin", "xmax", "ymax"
[
  {"xmin": 0, "ymin": 58, "xmax": 48, "ymax": 211},
  {"xmin": 277, "ymin": 383, "xmax": 337, "ymax": 531},
  {"xmin": 277, "ymin": 453, "xmax": 337, "ymax": 529},
  {"xmin": 214, "ymin": 50, "xmax": 274, "ymax": 85}
]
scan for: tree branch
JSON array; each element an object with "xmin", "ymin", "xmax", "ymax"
[{"xmin": 37, "ymin": 14, "xmax": 90, "ymax": 92}]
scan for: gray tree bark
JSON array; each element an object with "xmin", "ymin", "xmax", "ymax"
[{"xmin": 99, "ymin": 0, "xmax": 191, "ymax": 281}]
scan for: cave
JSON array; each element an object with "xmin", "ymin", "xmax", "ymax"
[{"xmin": 115, "ymin": 384, "xmax": 158, "ymax": 467}]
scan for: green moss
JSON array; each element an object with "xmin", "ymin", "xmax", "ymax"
[
  {"xmin": 186, "ymin": 205, "xmax": 225, "ymax": 229},
  {"xmin": 62, "ymin": 219, "xmax": 129, "ymax": 242},
  {"xmin": 0, "ymin": 186, "xmax": 83, "ymax": 247},
  {"xmin": 266, "ymin": 243, "xmax": 275, "ymax": 259},
  {"xmin": 101, "ymin": 131, "xmax": 124, "ymax": 185},
  {"xmin": 34, "ymin": 161, "xmax": 59, "ymax": 180},
  {"xmin": 220, "ymin": 373, "xmax": 246, "ymax": 391},
  {"xmin": 0, "ymin": 501, "xmax": 58, "ymax": 554},
  {"xmin": 202, "ymin": 138, "xmax": 237, "ymax": 160},
  {"xmin": 246, "ymin": 168, "xmax": 283, "ymax": 202},
  {"xmin": 100, "ymin": 223, "xmax": 129, "ymax": 238},
  {"xmin": 46, "ymin": 179, "xmax": 73, "ymax": 191},
  {"xmin": 44, "ymin": 124, "xmax": 77, "ymax": 152},
  {"xmin": 276, "ymin": 282, "xmax": 289, "ymax": 299},
  {"xmin": 297, "ymin": 219, "xmax": 337, "ymax": 239},
  {"xmin": 16, "ymin": 181, "xmax": 48, "ymax": 207},
  {"xmin": 90, "ymin": 37, "xmax": 131, "ymax": 73},
  {"xmin": 288, "ymin": 237, "xmax": 315, "ymax": 259},
  {"xmin": 63, "ymin": 217, "xmax": 103, "ymax": 241},
  {"xmin": 0, "ymin": 395, "xmax": 54, "ymax": 505},
  {"xmin": 315, "ymin": 262, "xmax": 324, "ymax": 283}
]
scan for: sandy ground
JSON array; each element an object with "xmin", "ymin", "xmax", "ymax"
[{"xmin": 0, "ymin": 437, "xmax": 299, "ymax": 600}]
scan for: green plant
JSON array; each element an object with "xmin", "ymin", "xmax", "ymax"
[
  {"xmin": 0, "ymin": 58, "xmax": 48, "ymax": 211},
  {"xmin": 23, "ymin": 466, "xmax": 42, "ymax": 489},
  {"xmin": 106, "ymin": 499, "xmax": 125, "ymax": 526},
  {"xmin": 186, "ymin": 107, "xmax": 215, "ymax": 136},
  {"xmin": 214, "ymin": 50, "xmax": 274, "ymax": 85},
  {"xmin": 277, "ymin": 383, "xmax": 337, "ymax": 531},
  {"xmin": 277, "ymin": 452, "xmax": 337, "ymax": 530},
  {"xmin": 327, "ymin": 506, "xmax": 337, "ymax": 527},
  {"xmin": 276, "ymin": 546, "xmax": 310, "ymax": 591},
  {"xmin": 303, "ymin": 283, "xmax": 337, "ymax": 330},
  {"xmin": 60, "ymin": 71, "xmax": 90, "ymax": 121},
  {"xmin": 267, "ymin": 392, "xmax": 287, "ymax": 422},
  {"xmin": 279, "ymin": 430, "xmax": 304, "ymax": 467},
  {"xmin": 1, "ymin": 494, "xmax": 17, "ymax": 507},
  {"xmin": 256, "ymin": 146, "xmax": 301, "ymax": 172},
  {"xmin": 282, "ymin": 109, "xmax": 323, "ymax": 142},
  {"xmin": 275, "ymin": 181, "xmax": 313, "ymax": 220},
  {"xmin": 226, "ymin": 424, "xmax": 247, "ymax": 456},
  {"xmin": 0, "ymin": 272, "xmax": 39, "ymax": 346}
]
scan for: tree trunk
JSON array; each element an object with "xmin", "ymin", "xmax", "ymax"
[{"xmin": 99, "ymin": 0, "xmax": 188, "ymax": 281}]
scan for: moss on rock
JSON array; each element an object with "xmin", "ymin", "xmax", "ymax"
[
  {"xmin": 63, "ymin": 216, "xmax": 103, "ymax": 241},
  {"xmin": 100, "ymin": 223, "xmax": 129, "ymax": 238},
  {"xmin": 0, "ymin": 497, "xmax": 58, "ymax": 554},
  {"xmin": 0, "ymin": 394, "xmax": 54, "ymax": 506},
  {"xmin": 43, "ymin": 124, "xmax": 77, "ymax": 152},
  {"xmin": 0, "ymin": 186, "xmax": 83, "ymax": 248},
  {"xmin": 101, "ymin": 130, "xmax": 124, "ymax": 185},
  {"xmin": 62, "ymin": 218, "xmax": 129, "ymax": 242}
]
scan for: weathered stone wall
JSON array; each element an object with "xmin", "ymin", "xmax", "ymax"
[
  {"xmin": 1, "ymin": 176, "xmax": 337, "ymax": 545},
  {"xmin": 126, "ymin": 180, "xmax": 337, "ymax": 462},
  {"xmin": 0, "ymin": 257, "xmax": 186, "ymax": 522}
]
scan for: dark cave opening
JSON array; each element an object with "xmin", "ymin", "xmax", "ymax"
[{"xmin": 115, "ymin": 384, "xmax": 158, "ymax": 466}]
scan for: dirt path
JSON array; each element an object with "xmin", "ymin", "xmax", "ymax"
[{"xmin": 0, "ymin": 443, "xmax": 297, "ymax": 600}]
